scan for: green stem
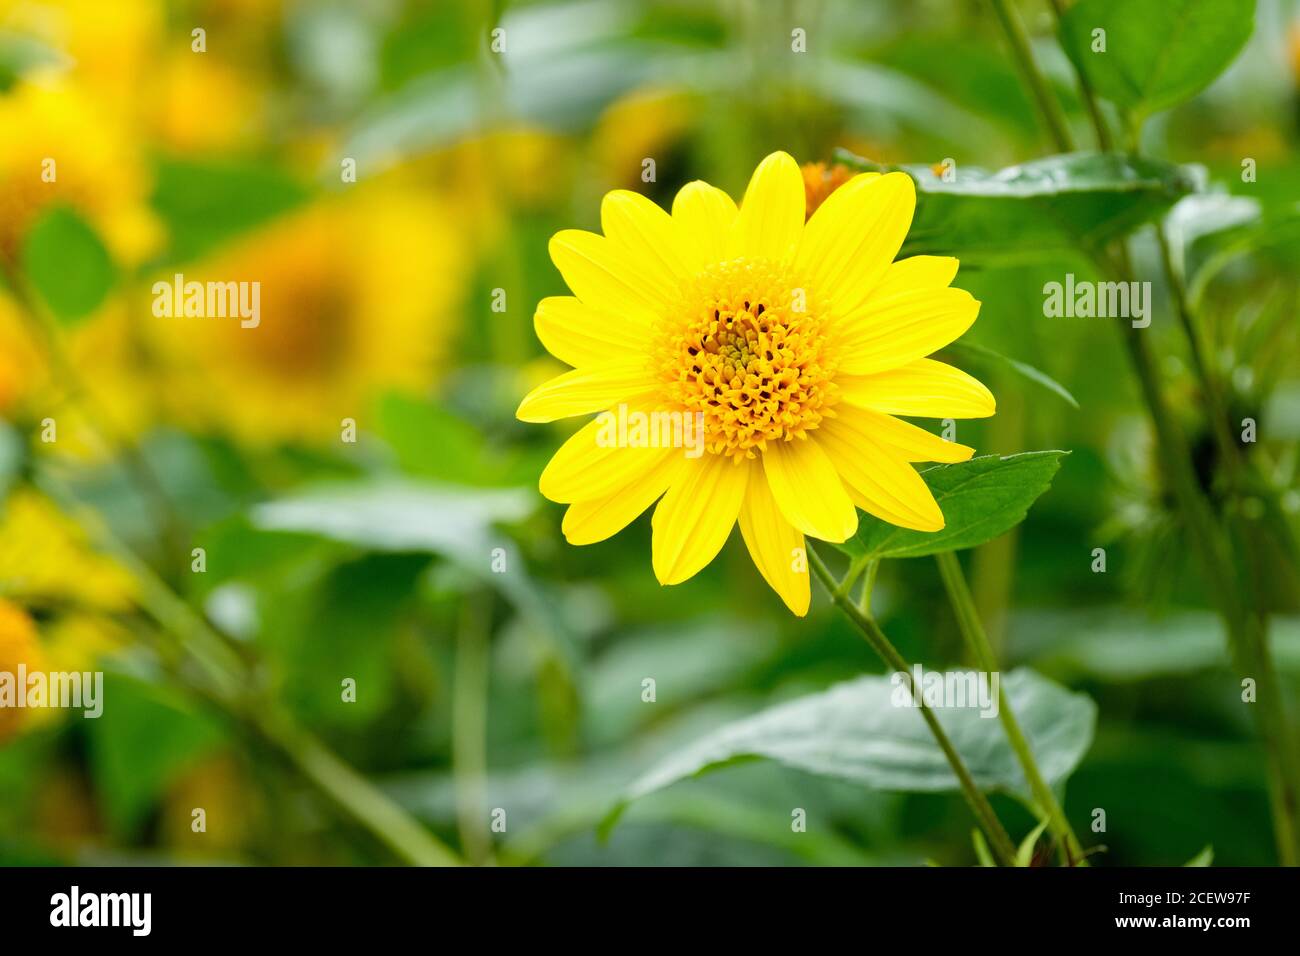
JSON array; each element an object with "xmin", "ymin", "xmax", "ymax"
[
  {"xmin": 935, "ymin": 551, "xmax": 1089, "ymax": 866},
  {"xmin": 7, "ymin": 271, "xmax": 188, "ymax": 568},
  {"xmin": 453, "ymin": 592, "xmax": 493, "ymax": 865},
  {"xmin": 1103, "ymin": 249, "xmax": 1300, "ymax": 866},
  {"xmin": 809, "ymin": 546, "xmax": 1019, "ymax": 866},
  {"xmin": 1006, "ymin": 0, "xmax": 1300, "ymax": 868},
  {"xmin": 858, "ymin": 558, "xmax": 880, "ymax": 614},
  {"xmin": 37, "ymin": 473, "xmax": 462, "ymax": 867},
  {"xmin": 1045, "ymin": 0, "xmax": 1113, "ymax": 151},
  {"xmin": 253, "ymin": 710, "xmax": 461, "ymax": 867},
  {"xmin": 988, "ymin": 0, "xmax": 1075, "ymax": 152}
]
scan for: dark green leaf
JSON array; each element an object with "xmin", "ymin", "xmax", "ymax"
[
  {"xmin": 150, "ymin": 157, "xmax": 310, "ymax": 266},
  {"xmin": 943, "ymin": 341, "xmax": 1079, "ymax": 409},
  {"xmin": 603, "ymin": 668, "xmax": 1096, "ymax": 831},
  {"xmin": 850, "ymin": 451, "xmax": 1067, "ymax": 560},
  {"xmin": 1185, "ymin": 845, "xmax": 1214, "ymax": 867},
  {"xmin": 835, "ymin": 149, "xmax": 1195, "ymax": 261},
  {"xmin": 249, "ymin": 479, "xmax": 534, "ymax": 560},
  {"xmin": 86, "ymin": 673, "xmax": 226, "ymax": 837},
  {"xmin": 1059, "ymin": 0, "xmax": 1255, "ymax": 119},
  {"xmin": 21, "ymin": 206, "xmax": 115, "ymax": 323}
]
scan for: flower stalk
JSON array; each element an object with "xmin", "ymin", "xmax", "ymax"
[
  {"xmin": 809, "ymin": 546, "xmax": 1019, "ymax": 866},
  {"xmin": 998, "ymin": 0, "xmax": 1300, "ymax": 864},
  {"xmin": 935, "ymin": 550, "xmax": 1088, "ymax": 866}
]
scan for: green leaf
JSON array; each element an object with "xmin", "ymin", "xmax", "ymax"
[
  {"xmin": 847, "ymin": 451, "xmax": 1067, "ymax": 561},
  {"xmin": 1008, "ymin": 610, "xmax": 1300, "ymax": 681},
  {"xmin": 0, "ymin": 32, "xmax": 64, "ymax": 90},
  {"xmin": 1184, "ymin": 845, "xmax": 1214, "ymax": 867},
  {"xmin": 86, "ymin": 673, "xmax": 226, "ymax": 837},
  {"xmin": 835, "ymin": 149, "xmax": 1195, "ymax": 261},
  {"xmin": 1058, "ymin": 0, "xmax": 1255, "ymax": 120},
  {"xmin": 603, "ymin": 669, "xmax": 1096, "ymax": 832},
  {"xmin": 150, "ymin": 157, "xmax": 310, "ymax": 266},
  {"xmin": 21, "ymin": 205, "xmax": 116, "ymax": 324},
  {"xmin": 1016, "ymin": 817, "xmax": 1052, "ymax": 867},
  {"xmin": 943, "ymin": 341, "xmax": 1079, "ymax": 409},
  {"xmin": 249, "ymin": 479, "xmax": 534, "ymax": 560}
]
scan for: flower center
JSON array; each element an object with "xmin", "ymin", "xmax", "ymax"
[{"xmin": 653, "ymin": 257, "xmax": 838, "ymax": 462}]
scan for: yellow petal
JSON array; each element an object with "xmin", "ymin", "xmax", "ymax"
[
  {"xmin": 871, "ymin": 255, "xmax": 960, "ymax": 299},
  {"xmin": 651, "ymin": 454, "xmax": 749, "ymax": 584},
  {"xmin": 549, "ymin": 229, "xmax": 669, "ymax": 323},
  {"xmin": 817, "ymin": 418, "xmax": 944, "ymax": 532},
  {"xmin": 672, "ymin": 180, "xmax": 738, "ymax": 270},
  {"xmin": 516, "ymin": 362, "xmax": 657, "ymax": 423},
  {"xmin": 539, "ymin": 408, "xmax": 674, "ymax": 503},
  {"xmin": 762, "ymin": 438, "xmax": 857, "ymax": 543},
  {"xmin": 562, "ymin": 453, "xmax": 685, "ymax": 545},
  {"xmin": 726, "ymin": 151, "xmax": 805, "ymax": 264},
  {"xmin": 601, "ymin": 189, "xmax": 695, "ymax": 292},
  {"xmin": 838, "ymin": 358, "xmax": 995, "ymax": 418},
  {"xmin": 830, "ymin": 403, "xmax": 973, "ymax": 463},
  {"xmin": 738, "ymin": 460, "xmax": 810, "ymax": 615},
  {"xmin": 795, "ymin": 172, "xmax": 915, "ymax": 317},
  {"xmin": 835, "ymin": 287, "xmax": 980, "ymax": 376},
  {"xmin": 534, "ymin": 296, "xmax": 653, "ymax": 368}
]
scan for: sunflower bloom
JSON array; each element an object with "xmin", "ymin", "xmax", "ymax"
[{"xmin": 517, "ymin": 151, "xmax": 994, "ymax": 615}]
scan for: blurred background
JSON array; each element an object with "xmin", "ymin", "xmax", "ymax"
[{"xmin": 1, "ymin": 0, "xmax": 1298, "ymax": 866}]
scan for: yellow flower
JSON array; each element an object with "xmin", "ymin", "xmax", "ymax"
[
  {"xmin": 517, "ymin": 151, "xmax": 995, "ymax": 615},
  {"xmin": 150, "ymin": 186, "xmax": 463, "ymax": 445},
  {"xmin": 0, "ymin": 489, "xmax": 136, "ymax": 615},
  {"xmin": 801, "ymin": 161, "xmax": 855, "ymax": 218},
  {"xmin": 0, "ymin": 598, "xmax": 44, "ymax": 744},
  {"xmin": 0, "ymin": 72, "xmax": 160, "ymax": 264}
]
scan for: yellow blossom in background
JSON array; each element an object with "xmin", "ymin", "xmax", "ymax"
[
  {"xmin": 592, "ymin": 88, "xmax": 695, "ymax": 190},
  {"xmin": 151, "ymin": 48, "xmax": 261, "ymax": 153},
  {"xmin": 150, "ymin": 186, "xmax": 464, "ymax": 445},
  {"xmin": 0, "ymin": 598, "xmax": 44, "ymax": 744},
  {"xmin": 0, "ymin": 73, "xmax": 160, "ymax": 264},
  {"xmin": 801, "ymin": 162, "xmax": 855, "ymax": 218},
  {"xmin": 0, "ymin": 0, "xmax": 162, "ymax": 121},
  {"xmin": 0, "ymin": 295, "xmax": 42, "ymax": 415},
  {"xmin": 518, "ymin": 152, "xmax": 994, "ymax": 615},
  {"xmin": 0, "ymin": 292, "xmax": 159, "ymax": 459},
  {"xmin": 0, "ymin": 488, "xmax": 136, "ymax": 615},
  {"xmin": 411, "ymin": 127, "xmax": 573, "ymax": 252}
]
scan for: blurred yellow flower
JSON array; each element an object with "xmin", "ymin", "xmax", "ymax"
[
  {"xmin": 152, "ymin": 48, "xmax": 261, "ymax": 153},
  {"xmin": 518, "ymin": 152, "xmax": 994, "ymax": 615},
  {"xmin": 0, "ymin": 292, "xmax": 158, "ymax": 459},
  {"xmin": 801, "ymin": 161, "xmax": 855, "ymax": 218},
  {"xmin": 0, "ymin": 598, "xmax": 44, "ymax": 744},
  {"xmin": 0, "ymin": 488, "xmax": 136, "ymax": 614},
  {"xmin": 592, "ymin": 88, "xmax": 695, "ymax": 190},
  {"xmin": 150, "ymin": 186, "xmax": 464, "ymax": 445},
  {"xmin": 0, "ymin": 294, "xmax": 42, "ymax": 415},
  {"xmin": 0, "ymin": 72, "xmax": 160, "ymax": 264},
  {"xmin": 0, "ymin": 0, "xmax": 162, "ymax": 119}
]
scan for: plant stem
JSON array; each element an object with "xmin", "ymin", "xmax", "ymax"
[
  {"xmin": 988, "ymin": 0, "xmax": 1075, "ymax": 153},
  {"xmin": 1006, "ymin": 0, "xmax": 1300, "ymax": 868},
  {"xmin": 858, "ymin": 558, "xmax": 880, "ymax": 614},
  {"xmin": 935, "ymin": 551, "xmax": 1088, "ymax": 866},
  {"xmin": 38, "ymin": 473, "xmax": 462, "ymax": 867},
  {"xmin": 809, "ymin": 546, "xmax": 1019, "ymax": 866},
  {"xmin": 453, "ymin": 591, "xmax": 493, "ymax": 865},
  {"xmin": 1045, "ymin": 0, "xmax": 1113, "ymax": 150}
]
